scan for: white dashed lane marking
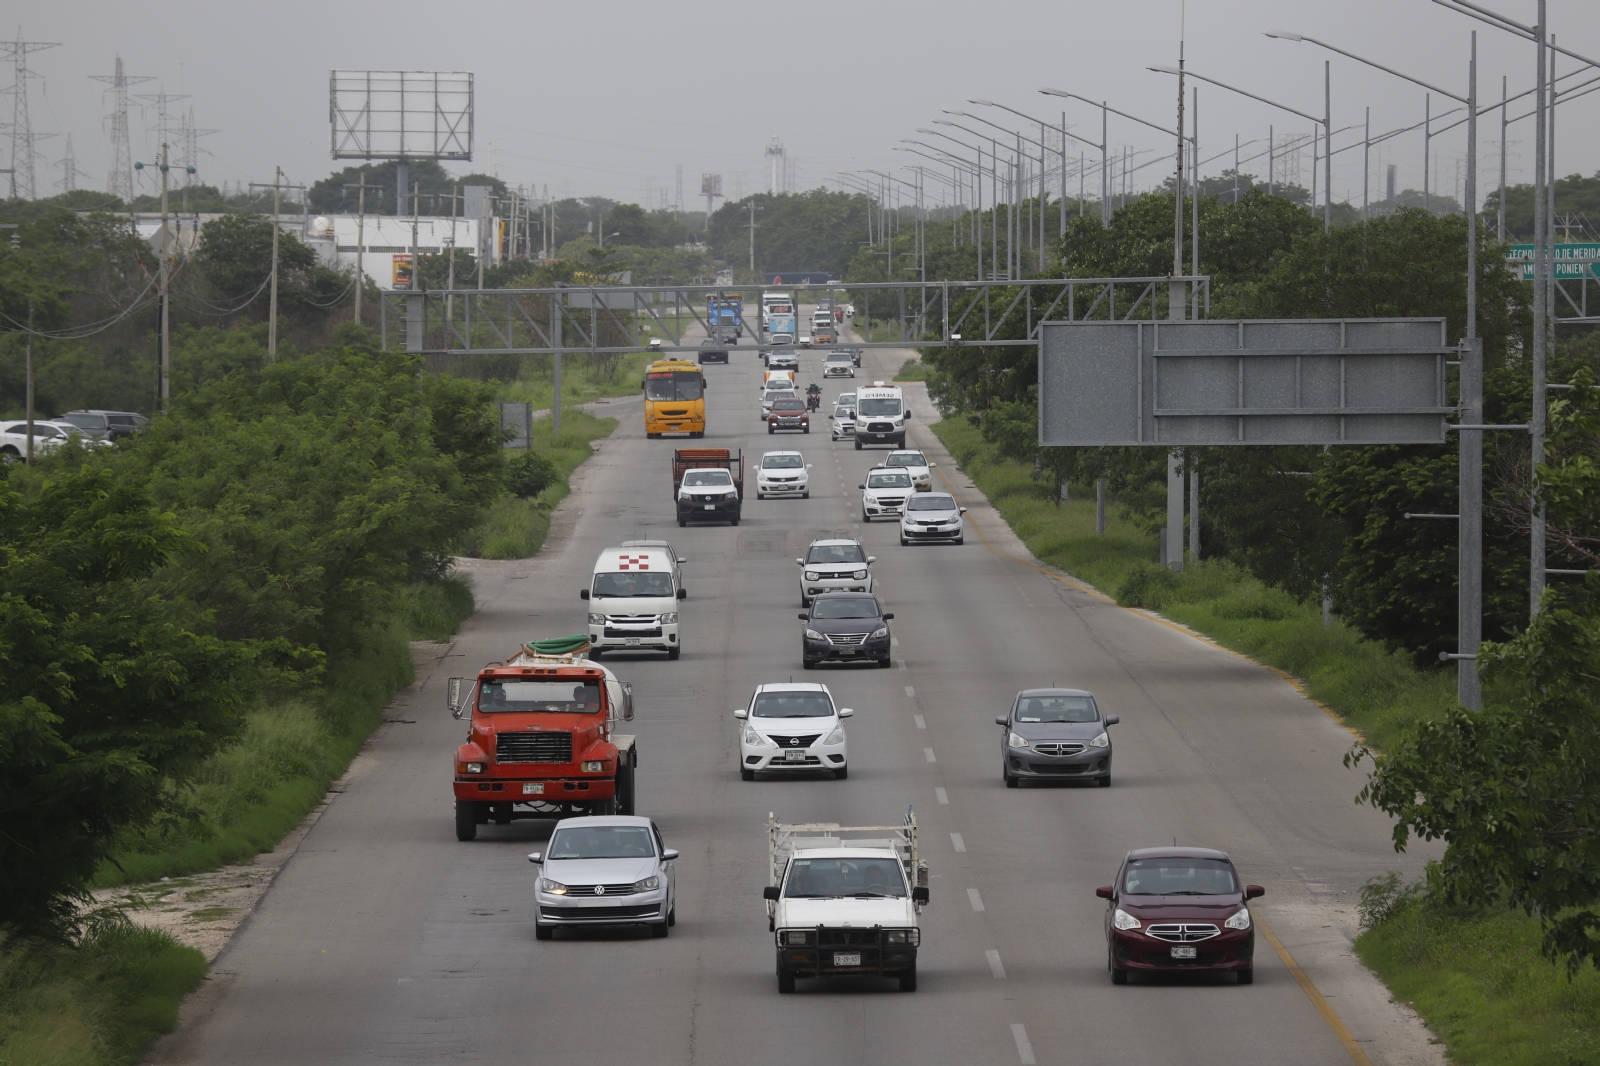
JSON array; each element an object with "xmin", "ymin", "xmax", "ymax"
[
  {"xmin": 924, "ymin": 747, "xmax": 936, "ymax": 763},
  {"xmin": 913, "ymin": 714, "xmax": 925, "ymax": 729},
  {"xmin": 986, "ymin": 949, "xmax": 1007, "ymax": 978},
  {"xmin": 1011, "ymin": 1024, "xmax": 1036, "ymax": 1065},
  {"xmin": 935, "ymin": 787, "xmax": 949, "ymax": 804},
  {"xmin": 950, "ymin": 832, "xmax": 966, "ymax": 853},
  {"xmin": 967, "ymin": 888, "xmax": 985, "ymax": 912},
  {"xmin": 905, "ymin": 686, "xmax": 915, "ymax": 698}
]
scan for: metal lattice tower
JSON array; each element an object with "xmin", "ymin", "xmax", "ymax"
[
  {"xmin": 765, "ymin": 135, "xmax": 784, "ymax": 195},
  {"xmin": 136, "ymin": 89, "xmax": 190, "ymax": 159},
  {"xmin": 2, "ymin": 33, "xmax": 60, "ymax": 200},
  {"xmin": 54, "ymin": 133, "xmax": 91, "ymax": 191},
  {"xmin": 90, "ymin": 56, "xmax": 153, "ymax": 202},
  {"xmin": 179, "ymin": 107, "xmax": 216, "ymax": 183}
]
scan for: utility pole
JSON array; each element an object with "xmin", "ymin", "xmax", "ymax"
[
  {"xmin": 158, "ymin": 146, "xmax": 173, "ymax": 407},
  {"xmin": 270, "ymin": 167, "xmax": 282, "ymax": 358},
  {"xmin": 25, "ymin": 298, "xmax": 34, "ymax": 462},
  {"xmin": 344, "ymin": 176, "xmax": 380, "ymax": 325},
  {"xmin": 748, "ymin": 199, "xmax": 757, "ymax": 274},
  {"xmin": 446, "ymin": 184, "xmax": 460, "ymax": 321}
]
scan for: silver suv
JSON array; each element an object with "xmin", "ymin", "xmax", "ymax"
[{"xmin": 795, "ymin": 538, "xmax": 875, "ymax": 607}]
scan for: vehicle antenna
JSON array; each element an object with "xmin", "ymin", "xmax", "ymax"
[{"xmin": 1173, "ymin": 836, "xmax": 1177, "ymax": 847}]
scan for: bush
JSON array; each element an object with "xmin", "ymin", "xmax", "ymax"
[
  {"xmin": 1117, "ymin": 563, "xmax": 1180, "ymax": 608},
  {"xmin": 507, "ymin": 448, "xmax": 559, "ymax": 498}
]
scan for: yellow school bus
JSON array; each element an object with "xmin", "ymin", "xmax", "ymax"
[{"xmin": 643, "ymin": 359, "xmax": 707, "ymax": 439}]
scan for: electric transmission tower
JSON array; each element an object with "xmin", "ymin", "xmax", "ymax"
[
  {"xmin": 765, "ymin": 136, "xmax": 784, "ymax": 196},
  {"xmin": 2, "ymin": 33, "xmax": 60, "ymax": 200},
  {"xmin": 90, "ymin": 56, "xmax": 153, "ymax": 202},
  {"xmin": 136, "ymin": 89, "xmax": 190, "ymax": 159},
  {"xmin": 54, "ymin": 133, "xmax": 92, "ymax": 191},
  {"xmin": 179, "ymin": 106, "xmax": 217, "ymax": 183}
]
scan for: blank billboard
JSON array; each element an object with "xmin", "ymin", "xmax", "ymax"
[{"xmin": 330, "ymin": 71, "xmax": 474, "ymax": 160}]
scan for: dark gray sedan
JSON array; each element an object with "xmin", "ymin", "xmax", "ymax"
[
  {"xmin": 799, "ymin": 593, "xmax": 893, "ymax": 668},
  {"xmin": 995, "ymin": 688, "xmax": 1119, "ymax": 788}
]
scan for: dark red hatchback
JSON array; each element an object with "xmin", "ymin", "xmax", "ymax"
[{"xmin": 1097, "ymin": 847, "xmax": 1263, "ymax": 985}]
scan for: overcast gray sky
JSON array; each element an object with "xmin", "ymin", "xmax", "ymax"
[{"xmin": 11, "ymin": 0, "xmax": 1600, "ymax": 211}]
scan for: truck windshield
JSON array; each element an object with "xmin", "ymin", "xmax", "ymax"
[
  {"xmin": 478, "ymin": 679, "xmax": 601, "ymax": 713},
  {"xmin": 1122, "ymin": 857, "xmax": 1238, "ymax": 896},
  {"xmin": 645, "ymin": 372, "xmax": 703, "ymax": 401},
  {"xmin": 751, "ymin": 693, "xmax": 835, "ymax": 718},
  {"xmin": 592, "ymin": 572, "xmax": 675, "ymax": 598},
  {"xmin": 547, "ymin": 825, "xmax": 656, "ymax": 859},
  {"xmin": 682, "ymin": 469, "xmax": 732, "ymax": 487},
  {"xmin": 858, "ymin": 398, "xmax": 902, "ymax": 417},
  {"xmin": 785, "ymin": 858, "xmax": 907, "ymax": 898}
]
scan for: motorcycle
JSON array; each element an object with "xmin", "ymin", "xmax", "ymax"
[{"xmin": 805, "ymin": 384, "xmax": 822, "ymax": 412}]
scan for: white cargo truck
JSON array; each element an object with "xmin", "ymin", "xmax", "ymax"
[{"xmin": 762, "ymin": 811, "xmax": 929, "ymax": 992}]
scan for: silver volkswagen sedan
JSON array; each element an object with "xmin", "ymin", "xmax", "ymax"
[{"xmin": 529, "ymin": 816, "xmax": 678, "ymax": 939}]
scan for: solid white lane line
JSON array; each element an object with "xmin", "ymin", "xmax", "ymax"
[
  {"xmin": 924, "ymin": 747, "xmax": 936, "ymax": 762},
  {"xmin": 986, "ymin": 949, "xmax": 1007, "ymax": 978},
  {"xmin": 935, "ymin": 787, "xmax": 949, "ymax": 804},
  {"xmin": 950, "ymin": 832, "xmax": 965, "ymax": 852},
  {"xmin": 905, "ymin": 686, "xmax": 916, "ymax": 698},
  {"xmin": 967, "ymin": 888, "xmax": 985, "ymax": 912},
  {"xmin": 1011, "ymin": 1024, "xmax": 1036, "ymax": 1065},
  {"xmin": 913, "ymin": 714, "xmax": 926, "ymax": 729}
]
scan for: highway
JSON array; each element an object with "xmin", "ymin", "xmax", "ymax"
[{"xmin": 161, "ymin": 320, "xmax": 1442, "ymax": 1066}]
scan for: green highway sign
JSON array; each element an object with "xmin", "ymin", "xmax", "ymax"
[{"xmin": 1505, "ymin": 243, "xmax": 1600, "ymax": 280}]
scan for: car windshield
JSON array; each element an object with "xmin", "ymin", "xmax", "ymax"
[
  {"xmin": 811, "ymin": 598, "xmax": 880, "ymax": 620},
  {"xmin": 765, "ymin": 389, "xmax": 797, "ymax": 400},
  {"xmin": 478, "ymin": 679, "xmax": 601, "ymax": 714},
  {"xmin": 1122, "ymin": 857, "xmax": 1239, "ymax": 896},
  {"xmin": 785, "ymin": 858, "xmax": 907, "ymax": 898},
  {"xmin": 751, "ymin": 692, "xmax": 835, "ymax": 718},
  {"xmin": 547, "ymin": 825, "xmax": 656, "ymax": 859},
  {"xmin": 906, "ymin": 495, "xmax": 955, "ymax": 512},
  {"xmin": 592, "ymin": 571, "xmax": 675, "ymax": 598},
  {"xmin": 833, "ymin": 406, "xmax": 853, "ymax": 419},
  {"xmin": 644, "ymin": 371, "xmax": 703, "ymax": 401},
  {"xmin": 806, "ymin": 543, "xmax": 865, "ymax": 564},
  {"xmin": 772, "ymin": 400, "xmax": 805, "ymax": 411},
  {"xmin": 1015, "ymin": 696, "xmax": 1098, "ymax": 723},
  {"xmin": 867, "ymin": 472, "xmax": 911, "ymax": 488},
  {"xmin": 763, "ymin": 454, "xmax": 804, "ymax": 469},
  {"xmin": 682, "ymin": 470, "xmax": 732, "ymax": 487},
  {"xmin": 858, "ymin": 398, "xmax": 902, "ymax": 416},
  {"xmin": 826, "ymin": 354, "xmax": 850, "ymax": 362},
  {"xmin": 885, "ymin": 453, "xmax": 926, "ymax": 468}
]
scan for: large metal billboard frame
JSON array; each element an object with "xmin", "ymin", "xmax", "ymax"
[
  {"xmin": 330, "ymin": 71, "xmax": 474, "ymax": 160},
  {"xmin": 1039, "ymin": 318, "xmax": 1455, "ymax": 447}
]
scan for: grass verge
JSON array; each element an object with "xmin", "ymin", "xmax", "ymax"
[
  {"xmin": 496, "ymin": 351, "xmax": 653, "ymax": 410},
  {"xmin": 460, "ymin": 409, "xmax": 618, "ymax": 560},
  {"xmin": 893, "ymin": 357, "xmax": 926, "ymax": 382}
]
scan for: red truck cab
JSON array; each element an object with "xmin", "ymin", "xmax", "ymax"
[{"xmin": 449, "ymin": 649, "xmax": 636, "ymax": 841}]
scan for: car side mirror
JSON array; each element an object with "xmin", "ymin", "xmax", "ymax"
[
  {"xmin": 911, "ymin": 886, "xmax": 930, "ymax": 904},
  {"xmin": 906, "ymin": 410, "xmax": 914, "ymax": 418},
  {"xmin": 798, "ymin": 612, "xmax": 809, "ymax": 620},
  {"xmin": 839, "ymin": 708, "xmax": 854, "ymax": 718},
  {"xmin": 931, "ymin": 462, "xmax": 937, "ymax": 467},
  {"xmin": 807, "ymin": 464, "xmax": 813, "ymax": 469},
  {"xmin": 867, "ymin": 557, "xmax": 876, "ymax": 564},
  {"xmin": 994, "ymin": 716, "xmax": 1009, "ymax": 727},
  {"xmin": 618, "ymin": 681, "xmax": 634, "ymax": 721},
  {"xmin": 1095, "ymin": 885, "xmax": 1114, "ymax": 900},
  {"xmin": 1104, "ymin": 715, "xmax": 1120, "ymax": 726},
  {"xmin": 796, "ymin": 558, "xmax": 804, "ymax": 565},
  {"xmin": 580, "ymin": 589, "xmax": 590, "ymax": 600},
  {"xmin": 678, "ymin": 558, "xmax": 689, "ymax": 564},
  {"xmin": 528, "ymin": 853, "xmax": 543, "ymax": 864},
  {"xmin": 662, "ymin": 849, "xmax": 679, "ymax": 861},
  {"xmin": 734, "ymin": 708, "xmax": 748, "ymax": 719},
  {"xmin": 763, "ymin": 886, "xmax": 780, "ymax": 901},
  {"xmin": 448, "ymin": 677, "xmax": 467, "ymax": 719},
  {"xmin": 959, "ymin": 507, "xmax": 968, "ymax": 514},
  {"xmin": 677, "ymin": 588, "xmax": 687, "ymax": 600},
  {"xmin": 1246, "ymin": 885, "xmax": 1266, "ymax": 899},
  {"xmin": 882, "ymin": 613, "xmax": 894, "ymax": 620}
]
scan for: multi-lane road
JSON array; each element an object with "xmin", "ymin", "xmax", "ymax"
[{"xmin": 158, "ymin": 322, "xmax": 1444, "ymax": 1065}]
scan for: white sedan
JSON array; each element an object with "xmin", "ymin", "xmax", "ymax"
[
  {"xmin": 756, "ymin": 451, "xmax": 811, "ymax": 499},
  {"xmin": 882, "ymin": 449, "xmax": 936, "ymax": 492},
  {"xmin": 735, "ymin": 683, "xmax": 851, "ymax": 780},
  {"xmin": 899, "ymin": 492, "xmax": 966, "ymax": 545},
  {"xmin": 860, "ymin": 468, "xmax": 913, "ymax": 521},
  {"xmin": 0, "ymin": 420, "xmax": 111, "ymax": 462}
]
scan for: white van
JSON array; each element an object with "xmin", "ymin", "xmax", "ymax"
[
  {"xmin": 854, "ymin": 382, "xmax": 911, "ymax": 449},
  {"xmin": 580, "ymin": 546, "xmax": 686, "ymax": 660}
]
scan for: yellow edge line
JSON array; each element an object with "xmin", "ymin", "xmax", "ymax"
[{"xmin": 910, "ymin": 423, "xmax": 1373, "ymax": 1065}]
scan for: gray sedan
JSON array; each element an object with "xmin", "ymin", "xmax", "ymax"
[
  {"xmin": 529, "ymin": 816, "xmax": 678, "ymax": 939},
  {"xmin": 995, "ymin": 688, "xmax": 1119, "ymax": 788}
]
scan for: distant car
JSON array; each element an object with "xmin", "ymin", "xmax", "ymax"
[
  {"xmin": 836, "ymin": 391, "xmax": 856, "ymax": 411},
  {"xmin": 699, "ymin": 338, "xmax": 730, "ymax": 364},
  {"xmin": 528, "ymin": 816, "xmax": 678, "ymax": 939},
  {"xmin": 995, "ymin": 688, "xmax": 1116, "ymax": 788},
  {"xmin": 0, "ymin": 420, "xmax": 110, "ymax": 462},
  {"xmin": 859, "ymin": 468, "xmax": 913, "ymax": 522},
  {"xmin": 882, "ymin": 449, "xmax": 935, "ymax": 491},
  {"xmin": 756, "ymin": 451, "xmax": 811, "ymax": 498},
  {"xmin": 766, "ymin": 349, "xmax": 800, "ymax": 371},
  {"xmin": 823, "ymin": 351, "xmax": 855, "ymax": 378},
  {"xmin": 796, "ymin": 537, "xmax": 875, "ymax": 606},
  {"xmin": 735, "ymin": 682, "xmax": 851, "ymax": 779},
  {"xmin": 830, "ymin": 404, "xmax": 856, "ymax": 440},
  {"xmin": 833, "ymin": 347, "xmax": 862, "ymax": 368},
  {"xmin": 762, "ymin": 388, "xmax": 800, "ymax": 420},
  {"xmin": 768, "ymin": 398, "xmax": 810, "ymax": 435},
  {"xmin": 55, "ymin": 409, "xmax": 148, "ymax": 440},
  {"xmin": 799, "ymin": 593, "xmax": 893, "ymax": 669},
  {"xmin": 1098, "ymin": 847, "xmax": 1263, "ymax": 985},
  {"xmin": 900, "ymin": 492, "xmax": 966, "ymax": 545}
]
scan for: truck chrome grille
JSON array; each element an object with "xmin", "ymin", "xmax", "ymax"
[
  {"xmin": 1145, "ymin": 923, "xmax": 1221, "ymax": 943},
  {"xmin": 496, "ymin": 731, "xmax": 572, "ymax": 763}
]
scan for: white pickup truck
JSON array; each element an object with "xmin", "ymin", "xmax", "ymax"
[{"xmin": 762, "ymin": 812, "xmax": 929, "ymax": 992}]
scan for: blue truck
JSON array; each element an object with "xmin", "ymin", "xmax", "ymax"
[{"xmin": 707, "ymin": 294, "xmax": 743, "ymax": 343}]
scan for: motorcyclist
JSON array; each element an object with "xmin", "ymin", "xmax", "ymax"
[{"xmin": 805, "ymin": 382, "xmax": 822, "ymax": 411}]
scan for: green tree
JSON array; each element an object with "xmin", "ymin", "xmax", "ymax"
[
  {"xmin": 195, "ymin": 214, "xmax": 352, "ymax": 319},
  {"xmin": 708, "ymin": 190, "xmax": 870, "ymax": 275}
]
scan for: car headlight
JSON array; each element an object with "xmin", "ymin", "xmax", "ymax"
[
  {"xmin": 581, "ymin": 760, "xmax": 606, "ymax": 772},
  {"xmin": 1113, "ymin": 908, "xmax": 1140, "ymax": 931},
  {"xmin": 1007, "ymin": 732, "xmax": 1030, "ymax": 749},
  {"xmin": 1089, "ymin": 731, "xmax": 1110, "ymax": 748},
  {"xmin": 660, "ymin": 612, "xmax": 678, "ymax": 624},
  {"xmin": 743, "ymin": 727, "xmax": 774, "ymax": 747},
  {"xmin": 726, "ymin": 491, "xmax": 740, "ymax": 500},
  {"xmin": 781, "ymin": 929, "xmax": 813, "ymax": 945},
  {"xmin": 804, "ymin": 570, "xmax": 821, "ymax": 581},
  {"xmin": 632, "ymin": 875, "xmax": 661, "ymax": 893},
  {"xmin": 462, "ymin": 762, "xmax": 485, "ymax": 774},
  {"xmin": 853, "ymin": 569, "xmax": 868, "ymax": 580},
  {"xmin": 1224, "ymin": 908, "xmax": 1252, "ymax": 931},
  {"xmin": 588, "ymin": 613, "xmax": 605, "ymax": 625},
  {"xmin": 823, "ymin": 725, "xmax": 845, "ymax": 745},
  {"xmin": 541, "ymin": 879, "xmax": 569, "ymax": 895},
  {"xmin": 869, "ymin": 627, "xmax": 888, "ymax": 639},
  {"xmin": 805, "ymin": 629, "xmax": 823, "ymax": 640},
  {"xmin": 883, "ymin": 928, "xmax": 919, "ymax": 944}
]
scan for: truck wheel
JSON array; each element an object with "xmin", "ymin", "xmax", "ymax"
[
  {"xmin": 855, "ymin": 439, "xmax": 863, "ymax": 450},
  {"xmin": 454, "ymin": 802, "xmax": 478, "ymax": 841},
  {"xmin": 651, "ymin": 921, "xmax": 670, "ymax": 938},
  {"xmin": 898, "ymin": 963, "xmax": 918, "ymax": 992},
  {"xmin": 616, "ymin": 759, "xmax": 636, "ymax": 816},
  {"xmin": 668, "ymin": 645, "xmax": 681, "ymax": 660},
  {"xmin": 777, "ymin": 964, "xmax": 796, "ymax": 993},
  {"xmin": 493, "ymin": 803, "xmax": 512, "ymax": 825},
  {"xmin": 535, "ymin": 924, "xmax": 554, "ymax": 941}
]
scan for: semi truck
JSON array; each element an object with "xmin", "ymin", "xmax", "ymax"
[
  {"xmin": 448, "ymin": 638, "xmax": 637, "ymax": 841},
  {"xmin": 763, "ymin": 811, "xmax": 929, "ymax": 992}
]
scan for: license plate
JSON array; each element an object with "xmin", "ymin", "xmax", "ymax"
[
  {"xmin": 840, "ymin": 649, "xmax": 855, "ymax": 656},
  {"xmin": 704, "ymin": 503, "xmax": 716, "ymax": 510},
  {"xmin": 784, "ymin": 749, "xmax": 807, "ymax": 762},
  {"xmin": 625, "ymin": 638, "xmax": 641, "ymax": 645},
  {"xmin": 1171, "ymin": 946, "xmax": 1197, "ymax": 959},
  {"xmin": 833, "ymin": 953, "xmax": 861, "ymax": 967},
  {"xmin": 522, "ymin": 783, "xmax": 543, "ymax": 795}
]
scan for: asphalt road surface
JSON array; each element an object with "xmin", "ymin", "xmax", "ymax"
[{"xmin": 165, "ymin": 323, "xmax": 1441, "ymax": 1066}]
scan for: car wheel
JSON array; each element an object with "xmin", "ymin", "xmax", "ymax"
[
  {"xmin": 678, "ymin": 518, "xmax": 686, "ymax": 527},
  {"xmin": 855, "ymin": 439, "xmax": 862, "ymax": 450},
  {"xmin": 730, "ymin": 516, "xmax": 740, "ymax": 526},
  {"xmin": 834, "ymin": 765, "xmax": 848, "ymax": 779},
  {"xmin": 803, "ymin": 426, "xmax": 810, "ymax": 434},
  {"xmin": 1237, "ymin": 968, "xmax": 1254, "ymax": 985},
  {"xmin": 651, "ymin": 921, "xmax": 670, "ymax": 938},
  {"xmin": 587, "ymin": 646, "xmax": 603, "ymax": 660},
  {"xmin": 535, "ymin": 924, "xmax": 554, "ymax": 940},
  {"xmin": 953, "ymin": 535, "xmax": 964, "ymax": 545},
  {"xmin": 1004, "ymin": 773, "xmax": 1018, "ymax": 789},
  {"xmin": 802, "ymin": 658, "xmax": 815, "ymax": 669},
  {"xmin": 768, "ymin": 426, "xmax": 775, "ymax": 434},
  {"xmin": 668, "ymin": 906, "xmax": 676, "ymax": 927},
  {"xmin": 668, "ymin": 645, "xmax": 681, "ymax": 660},
  {"xmin": 861, "ymin": 511, "xmax": 871, "ymax": 522},
  {"xmin": 802, "ymin": 490, "xmax": 810, "ymax": 499},
  {"xmin": 777, "ymin": 963, "xmax": 796, "ymax": 993},
  {"xmin": 1098, "ymin": 775, "xmax": 1111, "ymax": 788},
  {"xmin": 900, "ymin": 535, "xmax": 909, "ymax": 546},
  {"xmin": 1111, "ymin": 967, "xmax": 1129, "ymax": 985},
  {"xmin": 877, "ymin": 656, "xmax": 892, "ymax": 669},
  {"xmin": 740, "ymin": 767, "xmax": 756, "ymax": 781},
  {"xmin": 454, "ymin": 801, "xmax": 478, "ymax": 841},
  {"xmin": 898, "ymin": 963, "xmax": 917, "ymax": 992}
]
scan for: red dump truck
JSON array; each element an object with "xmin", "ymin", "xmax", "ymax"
[{"xmin": 448, "ymin": 638, "xmax": 636, "ymax": 841}]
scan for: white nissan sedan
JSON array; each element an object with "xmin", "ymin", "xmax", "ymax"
[
  {"xmin": 756, "ymin": 451, "xmax": 811, "ymax": 499},
  {"xmin": 736, "ymin": 683, "xmax": 851, "ymax": 780}
]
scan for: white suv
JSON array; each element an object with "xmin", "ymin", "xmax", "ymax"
[
  {"xmin": 735, "ymin": 683, "xmax": 852, "ymax": 780},
  {"xmin": 882, "ymin": 449, "xmax": 935, "ymax": 492},
  {"xmin": 796, "ymin": 538, "xmax": 875, "ymax": 606},
  {"xmin": 756, "ymin": 451, "xmax": 811, "ymax": 499},
  {"xmin": 860, "ymin": 468, "xmax": 913, "ymax": 521},
  {"xmin": 823, "ymin": 351, "xmax": 855, "ymax": 378}
]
